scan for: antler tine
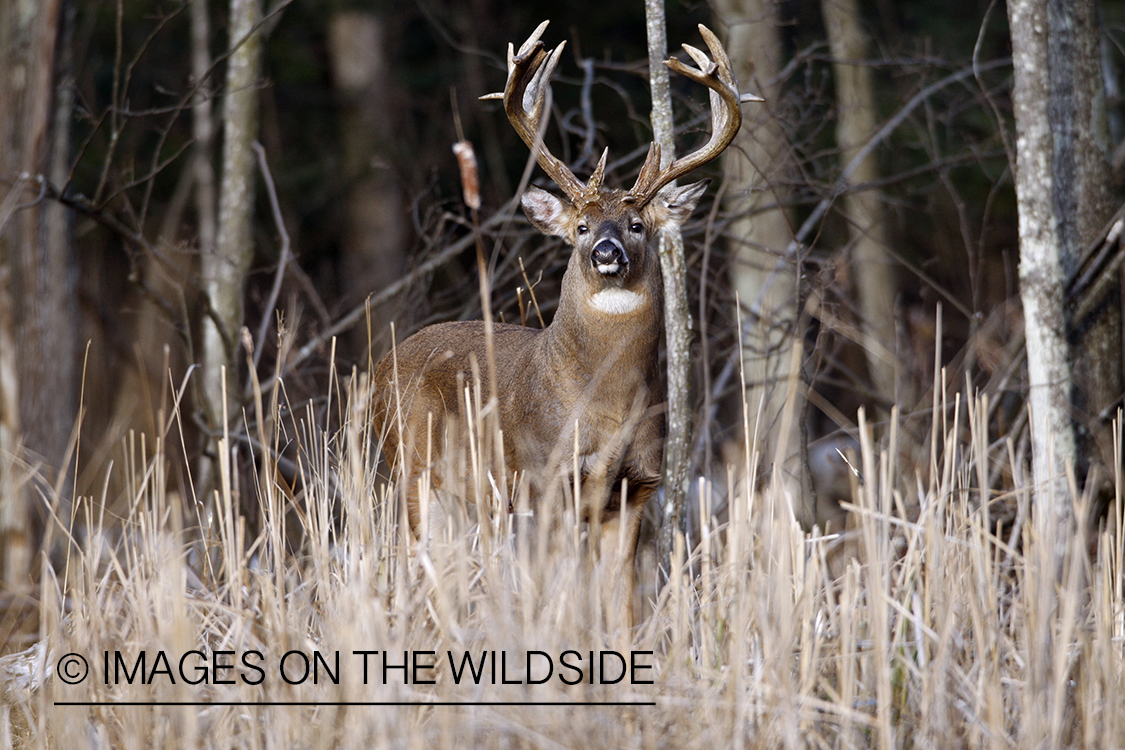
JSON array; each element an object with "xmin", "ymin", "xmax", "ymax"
[
  {"xmin": 481, "ymin": 21, "xmax": 594, "ymax": 205},
  {"xmin": 626, "ymin": 24, "xmax": 761, "ymax": 207},
  {"xmin": 586, "ymin": 148, "xmax": 609, "ymax": 194}
]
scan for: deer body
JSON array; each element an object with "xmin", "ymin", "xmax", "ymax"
[{"xmin": 370, "ymin": 21, "xmax": 751, "ymax": 633}]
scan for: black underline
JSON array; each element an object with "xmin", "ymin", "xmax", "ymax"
[{"xmin": 54, "ymin": 700, "xmax": 656, "ymax": 707}]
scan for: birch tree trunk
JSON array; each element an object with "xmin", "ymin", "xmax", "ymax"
[
  {"xmin": 201, "ymin": 0, "xmax": 262, "ymax": 444},
  {"xmin": 714, "ymin": 0, "xmax": 814, "ymax": 527},
  {"xmin": 823, "ymin": 0, "xmax": 897, "ymax": 413},
  {"xmin": 644, "ymin": 0, "xmax": 694, "ymax": 565}
]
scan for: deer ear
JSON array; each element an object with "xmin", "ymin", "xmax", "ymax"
[
  {"xmin": 522, "ymin": 186, "xmax": 570, "ymax": 238},
  {"xmin": 655, "ymin": 179, "xmax": 710, "ymax": 229}
]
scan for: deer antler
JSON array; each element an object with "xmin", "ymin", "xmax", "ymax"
[
  {"xmin": 626, "ymin": 24, "xmax": 761, "ymax": 207},
  {"xmin": 481, "ymin": 21, "xmax": 607, "ymax": 207},
  {"xmin": 482, "ymin": 22, "xmax": 758, "ymax": 208}
]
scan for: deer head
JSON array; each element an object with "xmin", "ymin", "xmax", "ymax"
[{"xmin": 483, "ymin": 22, "xmax": 756, "ymax": 306}]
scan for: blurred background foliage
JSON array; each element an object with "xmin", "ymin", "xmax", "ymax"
[{"xmin": 5, "ymin": 0, "xmax": 1125, "ymax": 512}]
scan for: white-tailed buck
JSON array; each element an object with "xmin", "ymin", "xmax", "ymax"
[{"xmin": 371, "ymin": 21, "xmax": 753, "ymax": 631}]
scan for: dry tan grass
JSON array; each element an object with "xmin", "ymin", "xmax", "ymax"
[{"xmin": 2, "ymin": 363, "xmax": 1123, "ymax": 749}]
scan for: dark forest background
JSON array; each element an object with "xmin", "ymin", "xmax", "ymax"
[{"xmin": 3, "ymin": 0, "xmax": 1125, "ymax": 588}]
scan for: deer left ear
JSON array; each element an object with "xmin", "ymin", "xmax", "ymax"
[{"xmin": 654, "ymin": 179, "xmax": 710, "ymax": 229}]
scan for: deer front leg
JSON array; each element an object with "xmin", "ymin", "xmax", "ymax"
[{"xmin": 596, "ymin": 478, "xmax": 657, "ymax": 640}]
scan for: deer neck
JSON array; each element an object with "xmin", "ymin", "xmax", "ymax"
[{"xmin": 543, "ymin": 256, "xmax": 663, "ymax": 380}]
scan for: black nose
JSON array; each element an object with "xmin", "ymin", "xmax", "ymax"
[{"xmin": 591, "ymin": 239, "xmax": 628, "ymax": 267}]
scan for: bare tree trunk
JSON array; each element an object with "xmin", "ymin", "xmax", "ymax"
[
  {"xmin": 192, "ymin": 0, "xmax": 217, "ymax": 268},
  {"xmin": 1009, "ymin": 0, "xmax": 1114, "ymax": 514},
  {"xmin": 823, "ymin": 0, "xmax": 897, "ymax": 413},
  {"xmin": 0, "ymin": 0, "xmax": 75, "ymax": 579},
  {"xmin": 327, "ymin": 10, "xmax": 407, "ymax": 361},
  {"xmin": 1009, "ymin": 0, "xmax": 1076, "ymax": 512},
  {"xmin": 714, "ymin": 0, "xmax": 814, "ymax": 527},
  {"xmin": 200, "ymin": 0, "xmax": 262, "ymax": 444},
  {"xmin": 1048, "ymin": 0, "xmax": 1118, "ymax": 484},
  {"xmin": 644, "ymin": 0, "xmax": 694, "ymax": 566},
  {"xmin": 1008, "ymin": 17, "xmax": 1075, "ymax": 722},
  {"xmin": 0, "ymin": 268, "xmax": 29, "ymax": 588},
  {"xmin": 1010, "ymin": 2, "xmax": 1114, "ymax": 742}
]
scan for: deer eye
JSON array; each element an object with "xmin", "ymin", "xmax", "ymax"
[
  {"xmin": 577, "ymin": 224, "xmax": 589, "ymax": 235},
  {"xmin": 629, "ymin": 221, "xmax": 644, "ymax": 234}
]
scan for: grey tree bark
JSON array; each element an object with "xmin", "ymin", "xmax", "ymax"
[
  {"xmin": 1008, "ymin": 2, "xmax": 1114, "ymax": 742},
  {"xmin": 192, "ymin": 0, "xmax": 217, "ymax": 275},
  {"xmin": 714, "ymin": 0, "xmax": 814, "ymax": 526},
  {"xmin": 0, "ymin": 267, "xmax": 27, "ymax": 588},
  {"xmin": 1008, "ymin": 0, "xmax": 1115, "ymax": 516},
  {"xmin": 200, "ymin": 0, "xmax": 262, "ymax": 444},
  {"xmin": 1046, "ymin": 0, "xmax": 1118, "ymax": 485},
  {"xmin": 1008, "ymin": 0, "xmax": 1075, "ymax": 513},
  {"xmin": 644, "ymin": 0, "xmax": 694, "ymax": 566},
  {"xmin": 0, "ymin": 0, "xmax": 74, "ymax": 584}
]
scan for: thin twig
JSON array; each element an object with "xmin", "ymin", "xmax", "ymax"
[
  {"xmin": 790, "ymin": 57, "xmax": 1012, "ymax": 251},
  {"xmin": 252, "ymin": 141, "xmax": 292, "ymax": 375},
  {"xmin": 744, "ymin": 58, "xmax": 1013, "ymax": 331},
  {"xmin": 259, "ymin": 197, "xmax": 521, "ymax": 396}
]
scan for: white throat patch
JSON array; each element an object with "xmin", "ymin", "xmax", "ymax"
[{"xmin": 589, "ymin": 288, "xmax": 645, "ymax": 315}]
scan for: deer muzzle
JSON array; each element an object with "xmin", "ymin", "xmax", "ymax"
[{"xmin": 591, "ymin": 238, "xmax": 628, "ymax": 276}]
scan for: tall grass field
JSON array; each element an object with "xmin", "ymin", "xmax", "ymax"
[{"xmin": 1, "ymin": 351, "xmax": 1123, "ymax": 749}]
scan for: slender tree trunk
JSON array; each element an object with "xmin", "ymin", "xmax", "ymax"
[
  {"xmin": 823, "ymin": 0, "xmax": 897, "ymax": 413},
  {"xmin": 192, "ymin": 0, "xmax": 217, "ymax": 269},
  {"xmin": 1008, "ymin": 9, "xmax": 1073, "ymax": 741},
  {"xmin": 327, "ymin": 10, "xmax": 407, "ymax": 361},
  {"xmin": 714, "ymin": 0, "xmax": 814, "ymax": 527},
  {"xmin": 0, "ymin": 0, "xmax": 74, "ymax": 581},
  {"xmin": 1009, "ymin": 0, "xmax": 1076, "ymax": 514},
  {"xmin": 644, "ymin": 0, "xmax": 694, "ymax": 566},
  {"xmin": 0, "ymin": 267, "xmax": 28, "ymax": 588},
  {"xmin": 201, "ymin": 0, "xmax": 262, "ymax": 443}
]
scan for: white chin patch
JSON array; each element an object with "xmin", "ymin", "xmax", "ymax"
[
  {"xmin": 589, "ymin": 288, "xmax": 645, "ymax": 315},
  {"xmin": 596, "ymin": 262, "xmax": 621, "ymax": 276}
]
